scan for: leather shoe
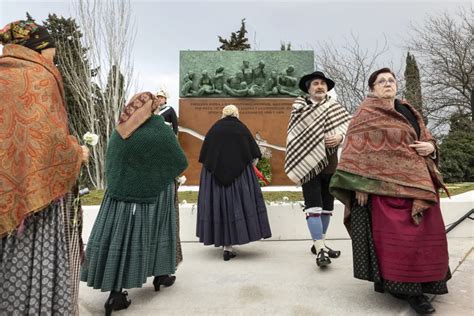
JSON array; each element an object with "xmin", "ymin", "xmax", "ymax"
[
  {"xmin": 223, "ymin": 250, "xmax": 236, "ymax": 261},
  {"xmin": 316, "ymin": 249, "xmax": 331, "ymax": 267},
  {"xmin": 406, "ymin": 295, "xmax": 436, "ymax": 314},
  {"xmin": 153, "ymin": 275, "xmax": 176, "ymax": 291},
  {"xmin": 311, "ymin": 245, "xmax": 341, "ymax": 258}
]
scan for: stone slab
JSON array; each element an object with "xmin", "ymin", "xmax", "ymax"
[{"xmin": 178, "ymin": 98, "xmax": 294, "ymax": 185}]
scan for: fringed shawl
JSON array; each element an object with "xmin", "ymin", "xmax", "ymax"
[
  {"xmin": 285, "ymin": 96, "xmax": 351, "ymax": 184},
  {"xmin": 330, "ymin": 96, "xmax": 446, "ymax": 223}
]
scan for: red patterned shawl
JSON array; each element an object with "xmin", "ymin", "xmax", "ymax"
[
  {"xmin": 0, "ymin": 44, "xmax": 82, "ymax": 237},
  {"xmin": 337, "ymin": 96, "xmax": 445, "ymax": 218}
]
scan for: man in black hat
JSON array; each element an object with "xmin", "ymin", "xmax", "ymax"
[{"xmin": 284, "ymin": 71, "xmax": 351, "ymax": 268}]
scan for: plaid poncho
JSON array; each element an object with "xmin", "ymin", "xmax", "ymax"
[{"xmin": 285, "ymin": 96, "xmax": 351, "ymax": 184}]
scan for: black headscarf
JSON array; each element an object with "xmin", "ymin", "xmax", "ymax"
[{"xmin": 199, "ymin": 116, "xmax": 261, "ymax": 186}]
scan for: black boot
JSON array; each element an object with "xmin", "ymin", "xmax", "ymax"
[
  {"xmin": 406, "ymin": 295, "xmax": 436, "ymax": 314},
  {"xmin": 104, "ymin": 290, "xmax": 131, "ymax": 316},
  {"xmin": 153, "ymin": 275, "xmax": 176, "ymax": 291}
]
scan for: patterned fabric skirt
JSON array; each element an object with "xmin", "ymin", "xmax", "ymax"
[
  {"xmin": 350, "ymin": 197, "xmax": 450, "ymax": 295},
  {"xmin": 81, "ymin": 183, "xmax": 176, "ymax": 292},
  {"xmin": 196, "ymin": 164, "xmax": 272, "ymax": 247},
  {"xmin": 0, "ymin": 201, "xmax": 72, "ymax": 315}
]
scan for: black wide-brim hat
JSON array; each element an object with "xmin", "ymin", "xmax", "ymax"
[{"xmin": 298, "ymin": 71, "xmax": 335, "ymax": 93}]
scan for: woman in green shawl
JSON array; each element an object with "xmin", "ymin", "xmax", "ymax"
[{"xmin": 80, "ymin": 92, "xmax": 188, "ymax": 315}]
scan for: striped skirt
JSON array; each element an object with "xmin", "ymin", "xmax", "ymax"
[{"xmin": 81, "ymin": 182, "xmax": 176, "ymax": 292}]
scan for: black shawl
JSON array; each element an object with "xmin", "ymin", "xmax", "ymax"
[{"xmin": 199, "ymin": 116, "xmax": 261, "ymax": 186}]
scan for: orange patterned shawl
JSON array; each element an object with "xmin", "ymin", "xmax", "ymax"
[
  {"xmin": 0, "ymin": 44, "xmax": 82, "ymax": 237},
  {"xmin": 335, "ymin": 96, "xmax": 445, "ymax": 218}
]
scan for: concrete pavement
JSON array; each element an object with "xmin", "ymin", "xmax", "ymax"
[{"xmin": 78, "ymin": 225, "xmax": 473, "ymax": 315}]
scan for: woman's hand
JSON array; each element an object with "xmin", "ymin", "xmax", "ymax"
[
  {"xmin": 81, "ymin": 145, "xmax": 90, "ymax": 163},
  {"xmin": 325, "ymin": 134, "xmax": 343, "ymax": 148},
  {"xmin": 409, "ymin": 141, "xmax": 435, "ymax": 157},
  {"xmin": 355, "ymin": 191, "xmax": 368, "ymax": 206}
]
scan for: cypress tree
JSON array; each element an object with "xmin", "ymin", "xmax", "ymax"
[
  {"xmin": 43, "ymin": 14, "xmax": 96, "ymax": 138},
  {"xmin": 404, "ymin": 52, "xmax": 427, "ymax": 124}
]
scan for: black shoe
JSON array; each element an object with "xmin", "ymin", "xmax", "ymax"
[
  {"xmin": 223, "ymin": 250, "xmax": 236, "ymax": 261},
  {"xmin": 311, "ymin": 245, "xmax": 341, "ymax": 258},
  {"xmin": 153, "ymin": 275, "xmax": 176, "ymax": 291},
  {"xmin": 316, "ymin": 249, "xmax": 331, "ymax": 267},
  {"xmin": 406, "ymin": 295, "xmax": 436, "ymax": 314},
  {"xmin": 104, "ymin": 290, "xmax": 131, "ymax": 316}
]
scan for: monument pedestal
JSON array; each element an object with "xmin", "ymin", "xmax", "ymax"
[{"xmin": 179, "ymin": 98, "xmax": 294, "ymax": 185}]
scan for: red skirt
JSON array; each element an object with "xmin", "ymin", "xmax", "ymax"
[{"xmin": 371, "ymin": 195, "xmax": 449, "ymax": 283}]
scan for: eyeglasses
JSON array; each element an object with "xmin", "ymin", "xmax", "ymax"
[{"xmin": 375, "ymin": 78, "xmax": 397, "ymax": 86}]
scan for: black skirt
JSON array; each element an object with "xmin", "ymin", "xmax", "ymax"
[{"xmin": 196, "ymin": 164, "xmax": 272, "ymax": 247}]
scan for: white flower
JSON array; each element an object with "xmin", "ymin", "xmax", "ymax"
[
  {"xmin": 182, "ymin": 200, "xmax": 187, "ymax": 204},
  {"xmin": 282, "ymin": 196, "xmax": 289, "ymax": 201},
  {"xmin": 83, "ymin": 132, "xmax": 99, "ymax": 146},
  {"xmin": 177, "ymin": 175, "xmax": 187, "ymax": 185}
]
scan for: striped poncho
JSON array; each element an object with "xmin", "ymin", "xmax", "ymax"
[{"xmin": 284, "ymin": 96, "xmax": 351, "ymax": 184}]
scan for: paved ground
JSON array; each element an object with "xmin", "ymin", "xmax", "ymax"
[{"xmin": 78, "ymin": 220, "xmax": 473, "ymax": 316}]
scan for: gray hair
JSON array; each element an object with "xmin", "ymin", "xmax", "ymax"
[{"xmin": 221, "ymin": 104, "xmax": 239, "ymax": 118}]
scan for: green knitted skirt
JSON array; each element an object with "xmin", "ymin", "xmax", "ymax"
[{"xmin": 80, "ymin": 183, "xmax": 176, "ymax": 292}]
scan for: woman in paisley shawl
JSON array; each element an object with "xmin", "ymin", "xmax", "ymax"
[
  {"xmin": 330, "ymin": 68, "xmax": 450, "ymax": 315},
  {"xmin": 0, "ymin": 18, "xmax": 89, "ymax": 315}
]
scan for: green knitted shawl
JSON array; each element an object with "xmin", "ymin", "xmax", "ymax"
[{"xmin": 106, "ymin": 115, "xmax": 188, "ymax": 203}]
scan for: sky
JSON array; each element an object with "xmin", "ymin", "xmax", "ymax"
[{"xmin": 0, "ymin": 0, "xmax": 469, "ymax": 112}]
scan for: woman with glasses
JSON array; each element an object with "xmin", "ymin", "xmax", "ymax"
[{"xmin": 330, "ymin": 68, "xmax": 449, "ymax": 315}]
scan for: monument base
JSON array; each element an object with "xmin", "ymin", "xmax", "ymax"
[{"xmin": 178, "ymin": 98, "xmax": 295, "ymax": 185}]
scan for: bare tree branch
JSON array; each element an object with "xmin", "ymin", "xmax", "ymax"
[
  {"xmin": 407, "ymin": 8, "xmax": 472, "ymax": 135},
  {"xmin": 315, "ymin": 33, "xmax": 391, "ymax": 113},
  {"xmin": 54, "ymin": 0, "xmax": 136, "ymax": 189}
]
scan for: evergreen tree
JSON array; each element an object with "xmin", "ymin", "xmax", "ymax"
[
  {"xmin": 439, "ymin": 113, "xmax": 474, "ymax": 182},
  {"xmin": 25, "ymin": 12, "xmax": 34, "ymax": 21},
  {"xmin": 43, "ymin": 14, "xmax": 98, "ymax": 187},
  {"xmin": 404, "ymin": 52, "xmax": 426, "ymax": 124},
  {"xmin": 439, "ymin": 133, "xmax": 474, "ymax": 182},
  {"xmin": 280, "ymin": 41, "xmax": 291, "ymax": 51},
  {"xmin": 43, "ymin": 14, "xmax": 95, "ymax": 138},
  {"xmin": 217, "ymin": 19, "xmax": 251, "ymax": 51}
]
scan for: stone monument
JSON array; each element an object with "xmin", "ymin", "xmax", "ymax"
[{"xmin": 179, "ymin": 51, "xmax": 314, "ymax": 185}]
